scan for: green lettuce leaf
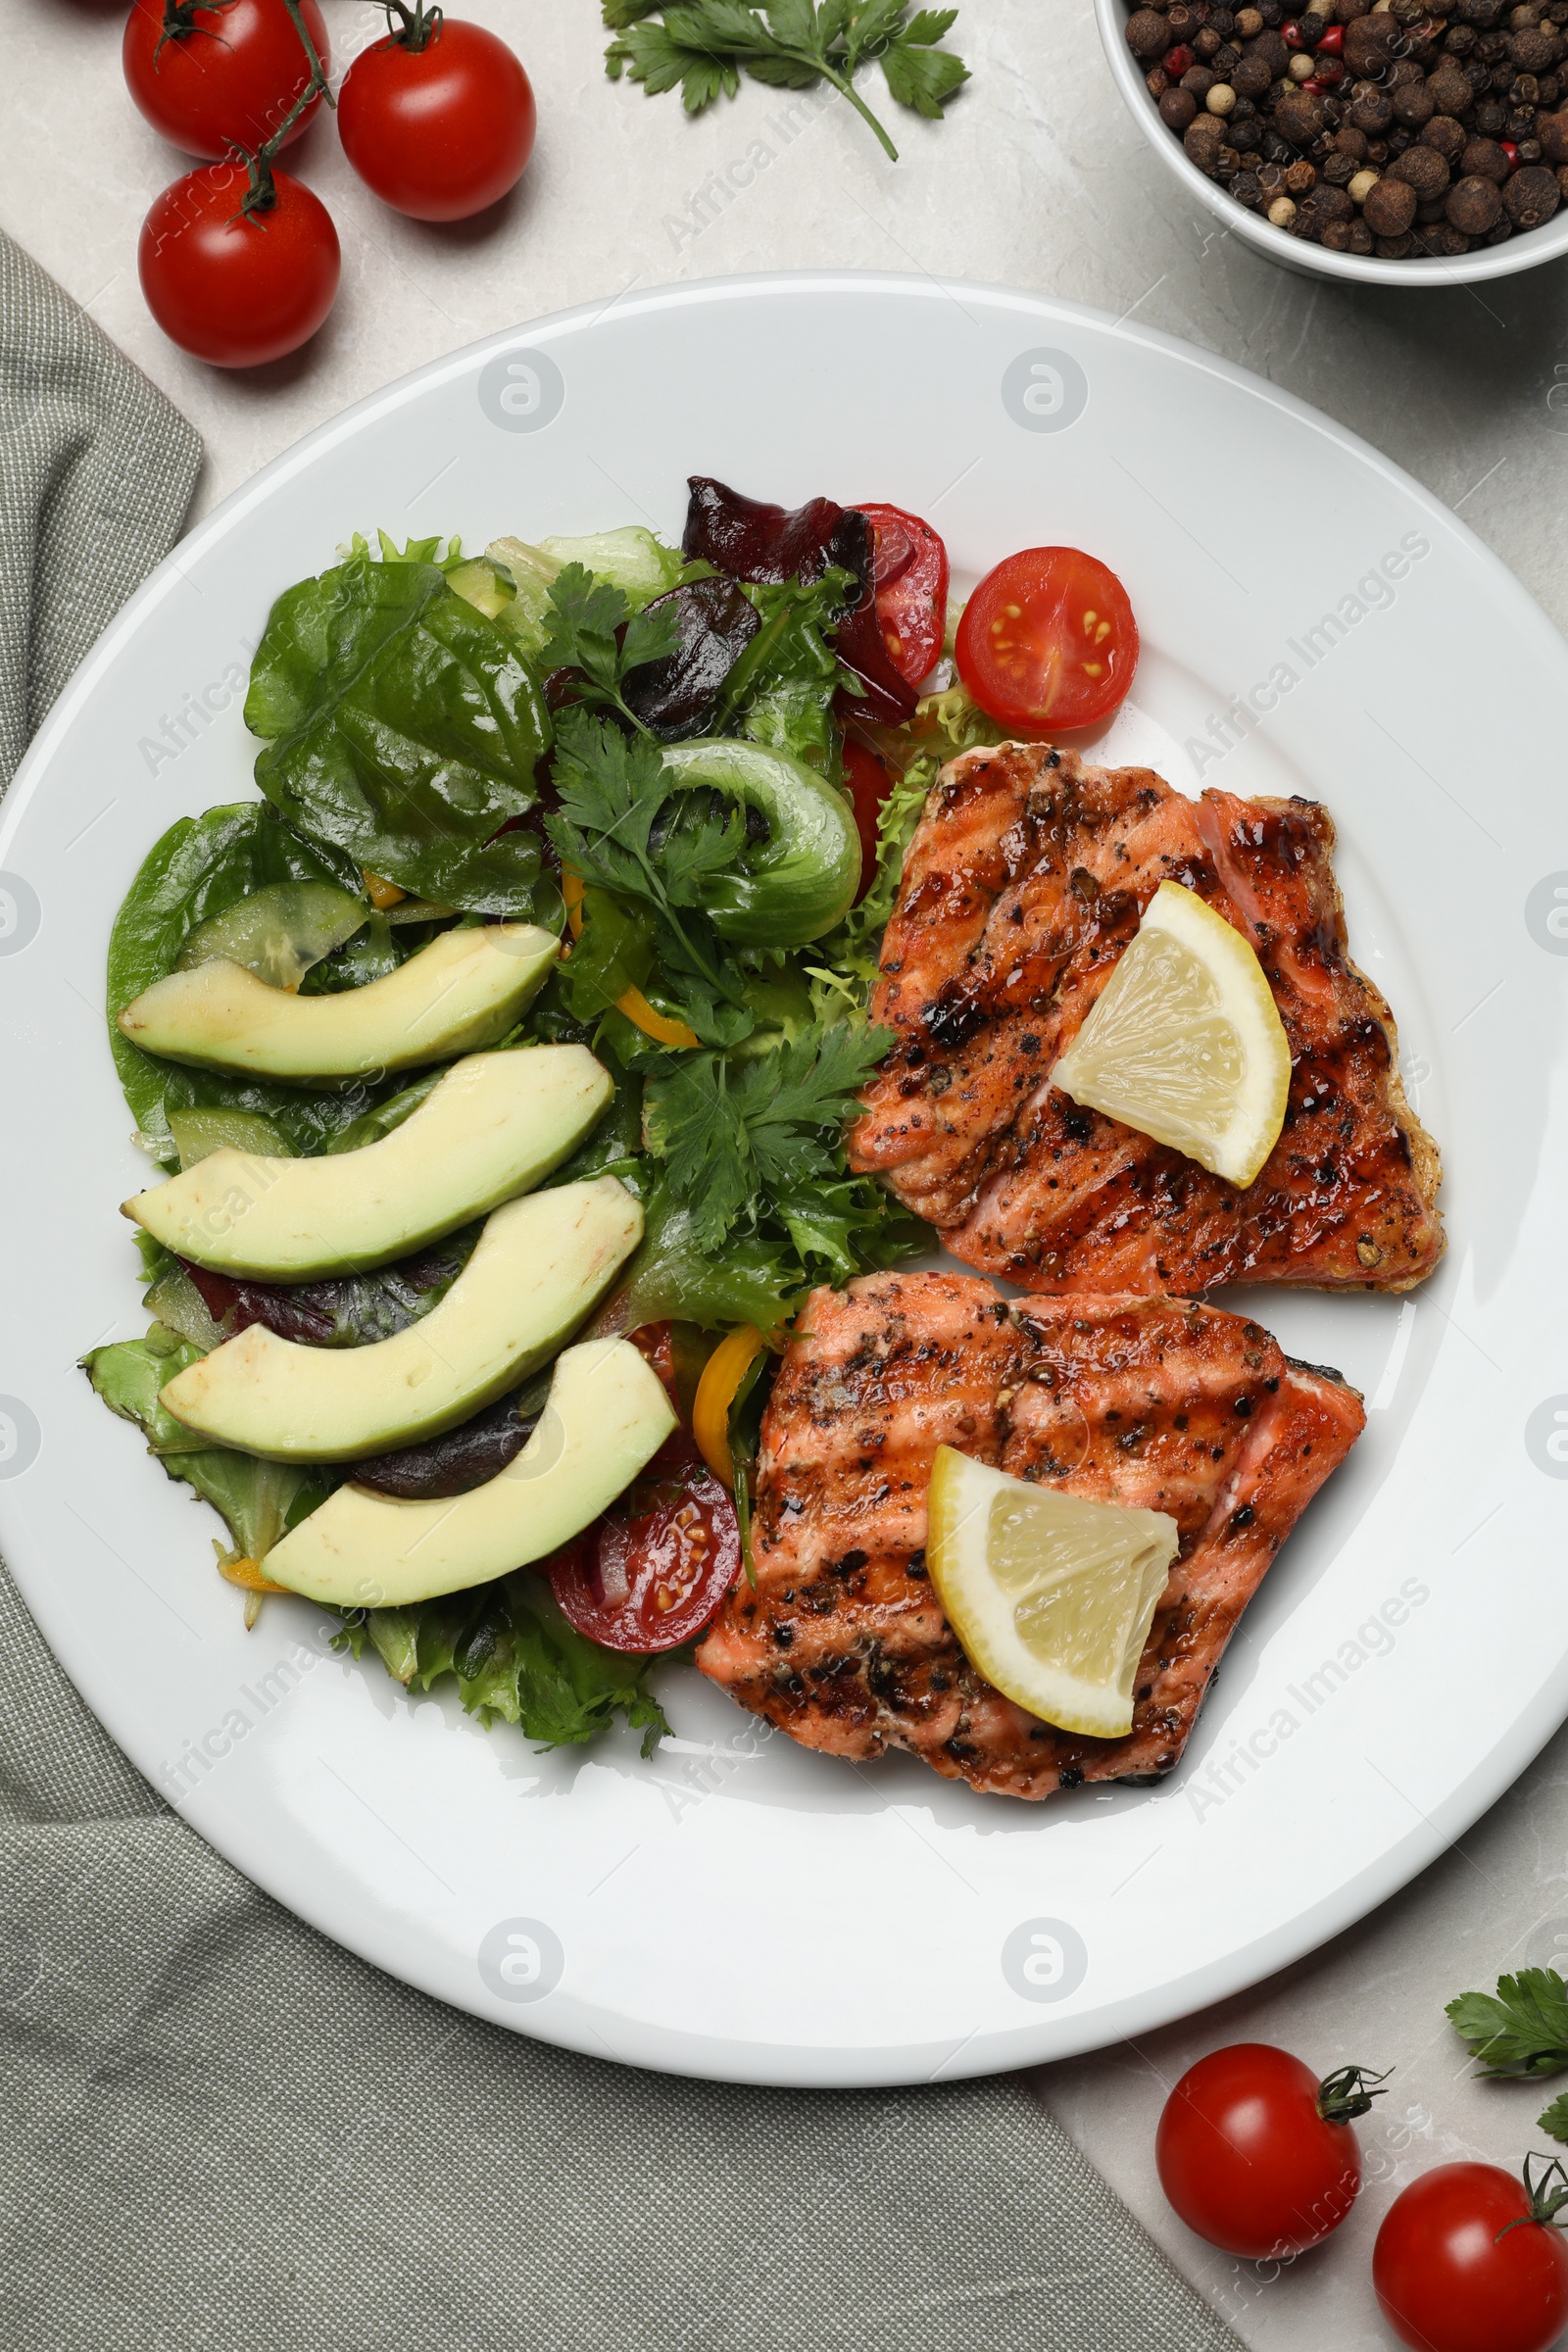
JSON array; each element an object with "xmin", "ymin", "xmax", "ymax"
[
  {"xmin": 340, "ymin": 1574, "xmax": 669, "ymax": 1753},
  {"xmin": 591, "ymin": 1172, "xmax": 808, "ymax": 1334},
  {"xmin": 721, "ymin": 571, "xmax": 854, "ymax": 773},
  {"xmin": 246, "ymin": 553, "xmax": 552, "ymax": 915},
  {"xmin": 81, "ymin": 1325, "xmax": 337, "ymax": 1560}
]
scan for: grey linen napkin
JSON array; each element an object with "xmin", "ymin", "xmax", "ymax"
[{"xmin": 0, "ymin": 229, "xmax": 1244, "ymax": 2352}]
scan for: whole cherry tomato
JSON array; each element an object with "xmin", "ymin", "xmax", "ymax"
[
  {"xmin": 856, "ymin": 503, "xmax": 950, "ymax": 689},
  {"xmin": 1155, "ymin": 2043, "xmax": 1386, "ymax": 2259},
  {"xmin": 337, "ymin": 10, "xmax": 536, "ymax": 222},
  {"xmin": 549, "ymin": 1435, "xmax": 741, "ymax": 1653},
  {"xmin": 122, "ymin": 0, "xmax": 329, "ymax": 160},
  {"xmin": 138, "ymin": 165, "xmax": 340, "ymax": 367},
  {"xmin": 841, "ymin": 736, "xmax": 893, "ymax": 904},
  {"xmin": 956, "ymin": 545, "xmax": 1139, "ymax": 733},
  {"xmin": 1374, "ymin": 2160, "xmax": 1568, "ymax": 2352}
]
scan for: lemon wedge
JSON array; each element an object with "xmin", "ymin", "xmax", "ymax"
[
  {"xmin": 1050, "ymin": 878, "xmax": 1291, "ymax": 1189},
  {"xmin": 927, "ymin": 1446, "xmax": 1180, "ymax": 1739}
]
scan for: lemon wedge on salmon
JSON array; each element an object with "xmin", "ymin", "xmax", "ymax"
[
  {"xmin": 1050, "ymin": 879, "xmax": 1291, "ymax": 1189},
  {"xmin": 927, "ymin": 1446, "xmax": 1180, "ymax": 1739}
]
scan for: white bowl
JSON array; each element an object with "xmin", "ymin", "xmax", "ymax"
[{"xmin": 1093, "ymin": 0, "xmax": 1568, "ymax": 286}]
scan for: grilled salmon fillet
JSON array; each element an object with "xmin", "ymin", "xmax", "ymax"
[
  {"xmin": 696, "ymin": 1271, "xmax": 1365, "ymax": 1801},
  {"xmin": 848, "ymin": 743, "xmax": 1444, "ymax": 1297}
]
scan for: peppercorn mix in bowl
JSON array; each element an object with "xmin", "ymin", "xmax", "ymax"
[{"xmin": 1095, "ymin": 0, "xmax": 1568, "ymax": 283}]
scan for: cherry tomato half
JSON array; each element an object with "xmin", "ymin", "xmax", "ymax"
[
  {"xmin": 1155, "ymin": 2044, "xmax": 1371, "ymax": 2259},
  {"xmin": 122, "ymin": 0, "xmax": 328, "ymax": 161},
  {"xmin": 550, "ymin": 1436, "xmax": 741, "ymax": 1653},
  {"xmin": 856, "ymin": 503, "xmax": 949, "ymax": 689},
  {"xmin": 841, "ymin": 736, "xmax": 892, "ymax": 904},
  {"xmin": 337, "ymin": 19, "xmax": 536, "ymax": 222},
  {"xmin": 1374, "ymin": 2163, "xmax": 1568, "ymax": 2352},
  {"xmin": 956, "ymin": 546, "xmax": 1139, "ymax": 733},
  {"xmin": 139, "ymin": 165, "xmax": 340, "ymax": 367}
]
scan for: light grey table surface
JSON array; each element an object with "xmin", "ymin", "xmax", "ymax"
[{"xmin": 7, "ymin": 3, "xmax": 1568, "ymax": 2345}]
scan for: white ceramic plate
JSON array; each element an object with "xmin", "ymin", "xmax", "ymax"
[{"xmin": 3, "ymin": 274, "xmax": 1565, "ymax": 2088}]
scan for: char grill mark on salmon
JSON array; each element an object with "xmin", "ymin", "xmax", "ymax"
[
  {"xmin": 695, "ymin": 1271, "xmax": 1366, "ymax": 1801},
  {"xmin": 847, "ymin": 742, "xmax": 1444, "ymax": 1297}
]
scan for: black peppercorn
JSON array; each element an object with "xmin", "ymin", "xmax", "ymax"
[
  {"xmin": 1422, "ymin": 112, "xmax": 1469, "ymax": 159},
  {"xmin": 1363, "ymin": 171, "xmax": 1420, "ymax": 229},
  {"xmin": 1459, "ymin": 131, "xmax": 1510, "ymax": 176},
  {"xmin": 1391, "ymin": 77, "xmax": 1438, "ymax": 125},
  {"xmin": 1127, "ymin": 7, "xmax": 1174, "ymax": 54},
  {"xmin": 1276, "ymin": 86, "xmax": 1330, "ymax": 142},
  {"xmin": 1446, "ymin": 168, "xmax": 1506, "ymax": 225},
  {"xmin": 1390, "ymin": 139, "xmax": 1451, "ymax": 194},
  {"xmin": 1346, "ymin": 87, "xmax": 1395, "ymax": 131},
  {"xmin": 1503, "ymin": 159, "xmax": 1563, "ymax": 219},
  {"xmin": 1509, "ymin": 25, "xmax": 1559, "ymax": 70},
  {"xmin": 1427, "ymin": 61, "xmax": 1476, "ymax": 113}
]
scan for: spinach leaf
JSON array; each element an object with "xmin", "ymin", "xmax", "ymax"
[
  {"xmin": 107, "ymin": 802, "xmax": 413, "ymax": 1163},
  {"xmin": 246, "ymin": 554, "xmax": 552, "ymax": 915}
]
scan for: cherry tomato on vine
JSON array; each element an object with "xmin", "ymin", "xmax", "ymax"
[
  {"xmin": 841, "ymin": 736, "xmax": 893, "ymax": 904},
  {"xmin": 1155, "ymin": 2044, "xmax": 1387, "ymax": 2259},
  {"xmin": 549, "ymin": 1435, "xmax": 741, "ymax": 1653},
  {"xmin": 956, "ymin": 545, "xmax": 1139, "ymax": 733},
  {"xmin": 1374, "ymin": 2160, "xmax": 1568, "ymax": 2352},
  {"xmin": 856, "ymin": 503, "xmax": 949, "ymax": 689},
  {"xmin": 337, "ymin": 8, "xmax": 537, "ymax": 222},
  {"xmin": 122, "ymin": 0, "xmax": 329, "ymax": 161},
  {"xmin": 138, "ymin": 165, "xmax": 340, "ymax": 367}
]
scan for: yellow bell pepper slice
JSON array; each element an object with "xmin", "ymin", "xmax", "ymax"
[
  {"xmin": 560, "ymin": 870, "xmax": 701, "ymax": 1050},
  {"xmin": 217, "ymin": 1553, "xmax": 289, "ymax": 1595},
  {"xmin": 693, "ymin": 1325, "xmax": 768, "ymax": 1486}
]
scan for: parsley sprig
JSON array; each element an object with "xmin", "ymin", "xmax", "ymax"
[
  {"xmin": 545, "ymin": 710, "xmax": 747, "ymax": 1024},
  {"xmin": 643, "ymin": 1023, "xmax": 891, "ymax": 1249},
  {"xmin": 603, "ymin": 1, "xmax": 969, "ymax": 164},
  {"xmin": 1447, "ymin": 1968, "xmax": 1568, "ymax": 2082},
  {"xmin": 539, "ymin": 563, "xmax": 680, "ymax": 737}
]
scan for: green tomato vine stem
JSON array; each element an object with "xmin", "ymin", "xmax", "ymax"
[
  {"xmin": 233, "ymin": 0, "xmax": 334, "ymax": 223},
  {"xmin": 379, "ymin": 0, "xmax": 445, "ymax": 54}
]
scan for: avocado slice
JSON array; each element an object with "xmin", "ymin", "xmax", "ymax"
[
  {"xmin": 158, "ymin": 1177, "xmax": 643, "ymax": 1462},
  {"xmin": 261, "ymin": 1338, "xmax": 678, "ymax": 1608},
  {"xmin": 116, "ymin": 920, "xmax": 558, "ymax": 1082},
  {"xmin": 122, "ymin": 1047, "xmax": 612, "ymax": 1280}
]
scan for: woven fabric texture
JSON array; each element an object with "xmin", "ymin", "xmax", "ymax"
[
  {"xmin": 0, "ymin": 230, "xmax": 202, "ymax": 783},
  {"xmin": 0, "ymin": 228, "xmax": 1244, "ymax": 2352}
]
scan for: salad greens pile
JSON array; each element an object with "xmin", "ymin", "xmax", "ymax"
[{"xmin": 92, "ymin": 502, "xmax": 1004, "ymax": 1747}]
